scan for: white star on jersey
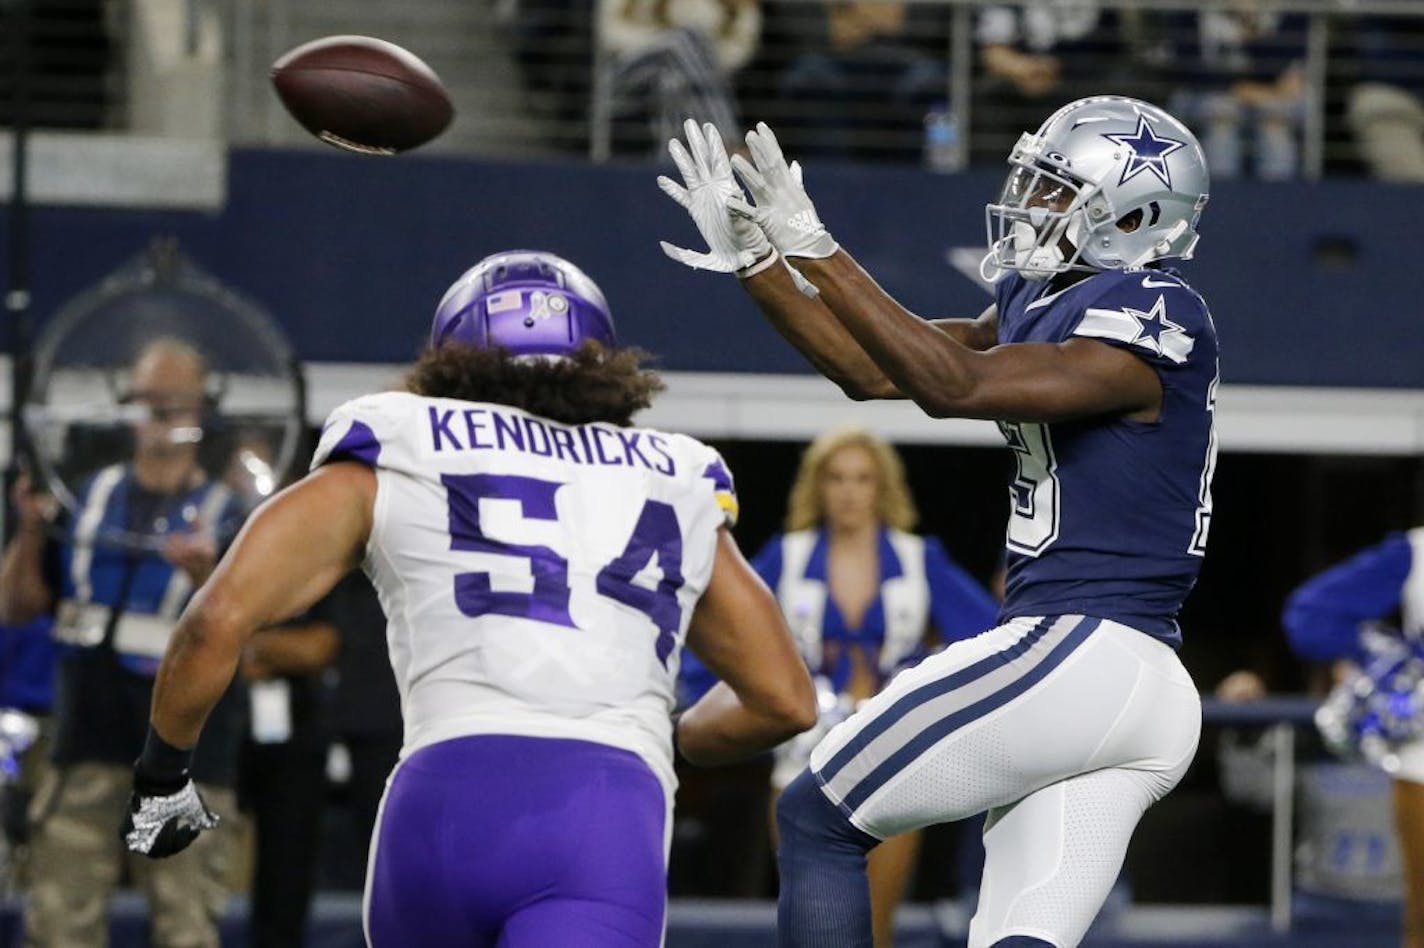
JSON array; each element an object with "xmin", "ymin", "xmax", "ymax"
[
  {"xmin": 1077, "ymin": 293, "xmax": 1195, "ymax": 364},
  {"xmin": 1123, "ymin": 295, "xmax": 1186, "ymax": 357}
]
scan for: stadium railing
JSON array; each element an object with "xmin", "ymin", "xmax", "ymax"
[
  {"xmin": 1200, "ymin": 695, "xmax": 1321, "ymax": 933},
  {"xmin": 10, "ymin": 0, "xmax": 1424, "ymax": 179},
  {"xmin": 214, "ymin": 0, "xmax": 1423, "ymax": 180}
]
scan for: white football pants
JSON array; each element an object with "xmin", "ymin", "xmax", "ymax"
[{"xmin": 808, "ymin": 615, "xmax": 1202, "ymax": 948}]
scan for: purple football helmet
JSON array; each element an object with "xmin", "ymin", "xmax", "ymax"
[{"xmin": 431, "ymin": 250, "xmax": 616, "ymax": 356}]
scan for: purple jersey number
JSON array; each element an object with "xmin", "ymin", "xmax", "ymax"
[
  {"xmin": 442, "ymin": 473, "xmax": 573, "ymax": 627},
  {"xmin": 442, "ymin": 473, "xmax": 687, "ymax": 664},
  {"xmin": 596, "ymin": 499, "xmax": 684, "ymax": 665}
]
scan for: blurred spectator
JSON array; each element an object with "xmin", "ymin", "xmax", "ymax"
[
  {"xmin": 319, "ymin": 573, "xmax": 402, "ymax": 892},
  {"xmin": 1167, "ymin": 3, "xmax": 1308, "ymax": 181},
  {"xmin": 1213, "ymin": 668, "xmax": 1404, "ymax": 927},
  {"xmin": 0, "ymin": 340, "xmax": 244, "ymax": 947},
  {"xmin": 1346, "ymin": 15, "xmax": 1424, "ymax": 182},
  {"xmin": 774, "ymin": 0, "xmax": 949, "ymax": 164},
  {"xmin": 971, "ymin": 2, "xmax": 1171, "ymax": 165},
  {"xmin": 506, "ymin": 0, "xmax": 597, "ymax": 153},
  {"xmin": 0, "ymin": 613, "xmax": 56, "ymax": 891},
  {"xmin": 1282, "ymin": 529, "xmax": 1424, "ymax": 940},
  {"xmin": 238, "ymin": 608, "xmax": 338, "ymax": 947},
  {"xmin": 753, "ymin": 426, "xmax": 997, "ymax": 947},
  {"xmin": 597, "ymin": 0, "xmax": 760, "ymax": 157}
]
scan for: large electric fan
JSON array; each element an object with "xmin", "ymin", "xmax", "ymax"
[{"xmin": 22, "ymin": 240, "xmax": 306, "ymax": 551}]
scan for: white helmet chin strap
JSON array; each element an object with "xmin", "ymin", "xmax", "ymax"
[{"xmin": 1124, "ymin": 219, "xmax": 1190, "ymax": 268}]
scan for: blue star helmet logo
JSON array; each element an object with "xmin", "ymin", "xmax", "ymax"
[{"xmin": 1101, "ymin": 116, "xmax": 1186, "ymax": 189}]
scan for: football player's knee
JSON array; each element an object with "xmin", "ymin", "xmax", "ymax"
[
  {"xmin": 990, "ymin": 937, "xmax": 1057, "ymax": 947},
  {"xmin": 776, "ymin": 770, "xmax": 829, "ymax": 842},
  {"xmin": 776, "ymin": 770, "xmax": 873, "ymax": 855}
]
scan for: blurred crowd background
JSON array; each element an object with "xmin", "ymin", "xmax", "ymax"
[{"xmin": 7, "ymin": 0, "xmax": 1424, "ymax": 179}]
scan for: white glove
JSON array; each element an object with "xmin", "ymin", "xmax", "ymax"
[
  {"xmin": 122, "ymin": 778, "xmax": 220, "ymax": 858},
  {"xmin": 730, "ymin": 122, "xmax": 839, "ymax": 260},
  {"xmin": 658, "ymin": 119, "xmax": 776, "ymax": 276}
]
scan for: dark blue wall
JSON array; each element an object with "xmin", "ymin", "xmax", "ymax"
[{"xmin": 2, "ymin": 149, "xmax": 1420, "ymax": 387}]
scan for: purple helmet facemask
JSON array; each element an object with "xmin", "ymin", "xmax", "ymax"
[{"xmin": 430, "ymin": 250, "xmax": 616, "ymax": 357}]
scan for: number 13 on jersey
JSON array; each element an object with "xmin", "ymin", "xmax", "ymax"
[{"xmin": 1000, "ymin": 420, "xmax": 1060, "ymax": 555}]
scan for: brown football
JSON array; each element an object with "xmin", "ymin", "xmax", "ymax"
[{"xmin": 270, "ymin": 35, "xmax": 454, "ymax": 154}]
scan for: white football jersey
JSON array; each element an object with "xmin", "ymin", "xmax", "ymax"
[{"xmin": 311, "ymin": 391, "xmax": 738, "ymax": 791}]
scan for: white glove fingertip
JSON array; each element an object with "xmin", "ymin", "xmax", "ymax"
[
  {"xmin": 730, "ymin": 154, "xmax": 769, "ymax": 196},
  {"xmin": 668, "ymin": 139, "xmax": 698, "ymax": 185},
  {"xmin": 706, "ymin": 124, "xmax": 735, "ymax": 178},
  {"xmin": 789, "ymin": 160, "xmax": 804, "ymax": 186},
  {"xmin": 746, "ymin": 129, "xmax": 772, "ymax": 174},
  {"xmin": 756, "ymin": 122, "xmax": 784, "ymax": 161},
  {"xmin": 657, "ymin": 175, "xmax": 691, "ymax": 209},
  {"xmin": 684, "ymin": 120, "xmax": 713, "ymax": 180},
  {"xmin": 660, "ymin": 241, "xmax": 731, "ymax": 273},
  {"xmin": 681, "ymin": 118, "xmax": 706, "ymax": 174}
]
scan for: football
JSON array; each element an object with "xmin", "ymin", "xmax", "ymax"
[{"xmin": 270, "ymin": 35, "xmax": 454, "ymax": 155}]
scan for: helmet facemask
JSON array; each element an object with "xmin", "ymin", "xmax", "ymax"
[{"xmin": 983, "ymin": 134, "xmax": 1103, "ymax": 283}]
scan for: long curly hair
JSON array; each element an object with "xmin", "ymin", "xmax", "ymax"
[
  {"xmin": 404, "ymin": 340, "xmax": 665, "ymax": 427},
  {"xmin": 784, "ymin": 426, "xmax": 918, "ymax": 532}
]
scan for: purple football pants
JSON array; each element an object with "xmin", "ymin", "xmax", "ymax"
[{"xmin": 364, "ymin": 734, "xmax": 668, "ymax": 947}]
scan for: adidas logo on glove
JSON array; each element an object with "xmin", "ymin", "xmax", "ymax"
[{"xmin": 787, "ymin": 210, "xmax": 825, "ymax": 236}]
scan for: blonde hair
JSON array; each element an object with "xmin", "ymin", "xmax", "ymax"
[{"xmin": 784, "ymin": 426, "xmax": 918, "ymax": 532}]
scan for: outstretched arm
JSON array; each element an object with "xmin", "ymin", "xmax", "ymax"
[
  {"xmin": 794, "ymin": 251, "xmax": 1160, "ymax": 423},
  {"xmin": 659, "ymin": 120, "xmax": 996, "ymax": 400},
  {"xmin": 738, "ymin": 261, "xmax": 900, "ymax": 399},
  {"xmin": 740, "ymin": 261, "xmax": 999, "ymax": 400},
  {"xmin": 723, "ymin": 121, "xmax": 1002, "ymax": 400},
  {"xmin": 679, "ymin": 527, "xmax": 817, "ymax": 765},
  {"xmin": 126, "ymin": 462, "xmax": 374, "ymax": 859},
  {"xmin": 1282, "ymin": 532, "xmax": 1411, "ymax": 663},
  {"xmin": 150, "ymin": 462, "xmax": 374, "ymax": 747}
]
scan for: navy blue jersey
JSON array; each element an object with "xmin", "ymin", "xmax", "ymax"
[{"xmin": 993, "ymin": 267, "xmax": 1220, "ymax": 647}]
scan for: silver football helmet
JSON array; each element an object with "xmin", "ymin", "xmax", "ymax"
[{"xmin": 983, "ymin": 96, "xmax": 1210, "ymax": 282}]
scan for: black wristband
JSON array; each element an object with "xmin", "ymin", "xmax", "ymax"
[{"xmin": 134, "ymin": 727, "xmax": 194, "ymax": 795}]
